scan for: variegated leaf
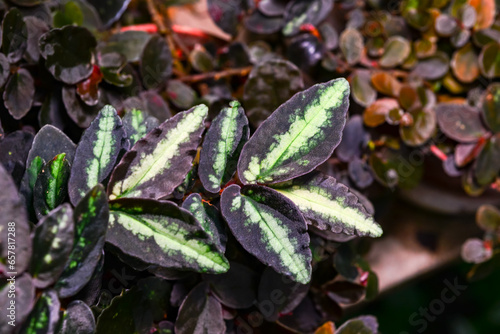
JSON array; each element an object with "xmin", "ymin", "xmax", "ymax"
[
  {"xmin": 272, "ymin": 172, "xmax": 383, "ymax": 237},
  {"xmin": 29, "ymin": 204, "xmax": 74, "ymax": 288},
  {"xmin": 20, "ymin": 290, "xmax": 60, "ymax": 334},
  {"xmin": 69, "ymin": 105, "xmax": 128, "ymax": 205},
  {"xmin": 56, "ymin": 184, "xmax": 109, "ymax": 298},
  {"xmin": 122, "ymin": 108, "xmax": 159, "ymax": 146},
  {"xmin": 108, "ymin": 105, "xmax": 208, "ymax": 200},
  {"xmin": 238, "ymin": 78, "xmax": 350, "ymax": 185},
  {"xmin": 182, "ymin": 193, "xmax": 227, "ymax": 252},
  {"xmin": 220, "ymin": 184, "xmax": 312, "ymax": 284},
  {"xmin": 199, "ymin": 101, "xmax": 249, "ymax": 193},
  {"xmin": 33, "ymin": 153, "xmax": 71, "ymax": 219},
  {"xmin": 107, "ymin": 198, "xmax": 229, "ymax": 274}
]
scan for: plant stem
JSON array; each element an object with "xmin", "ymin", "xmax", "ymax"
[{"xmin": 178, "ymin": 66, "xmax": 253, "ymax": 83}]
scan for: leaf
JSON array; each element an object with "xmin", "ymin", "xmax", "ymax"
[
  {"xmin": 482, "ymin": 83, "xmax": 500, "ymax": 133},
  {"xmin": 29, "ymin": 204, "xmax": 74, "ymax": 288},
  {"xmin": 336, "ymin": 115, "xmax": 367, "ymax": 163},
  {"xmin": 98, "ymin": 52, "xmax": 132, "ymax": 87},
  {"xmin": 435, "ymin": 103, "xmax": 488, "ymax": 142},
  {"xmin": 57, "ymin": 301, "xmax": 95, "ymax": 334},
  {"xmin": 282, "ymin": 0, "xmax": 333, "ymax": 36},
  {"xmin": 20, "ymin": 290, "xmax": 60, "ymax": 334},
  {"xmin": 363, "ymin": 98, "xmax": 400, "ymax": 127},
  {"xmin": 189, "ymin": 44, "xmax": 214, "ymax": 73},
  {"xmin": 108, "ymin": 105, "xmax": 207, "ymax": 200},
  {"xmin": 315, "ymin": 322, "xmax": 336, "ymax": 334},
  {"xmin": 98, "ymin": 31, "xmax": 151, "ymax": 62},
  {"xmin": 39, "ymin": 26, "xmax": 97, "ymax": 85},
  {"xmin": 451, "ymin": 43, "xmax": 480, "ymax": 83},
  {"xmin": 24, "ymin": 16, "xmax": 50, "ymax": 64},
  {"xmin": 379, "ymin": 36, "xmax": 411, "ymax": 68},
  {"xmin": 435, "ymin": 14, "xmax": 459, "ymax": 37},
  {"xmin": 238, "ymin": 78, "xmax": 350, "ymax": 185},
  {"xmin": 76, "ymin": 65, "xmax": 102, "ymax": 106},
  {"xmin": 122, "ymin": 108, "xmax": 159, "ymax": 146},
  {"xmin": 272, "ymin": 172, "xmax": 382, "ymax": 237},
  {"xmin": 204, "ymin": 262, "xmax": 258, "ymax": 309},
  {"xmin": 166, "ymin": 80, "xmax": 197, "ymax": 110},
  {"xmin": 2, "ymin": 8, "xmax": 27, "ymax": 63},
  {"xmin": 474, "ymin": 134, "xmax": 500, "ymax": 186},
  {"xmin": 221, "ymin": 184, "xmax": 312, "ymax": 284},
  {"xmin": 207, "ymin": 0, "xmax": 247, "ymax": 35},
  {"xmin": 336, "ymin": 316, "xmax": 378, "ymax": 334},
  {"xmin": 470, "ymin": 0, "xmax": 495, "ymax": 30},
  {"xmin": 108, "ymin": 198, "xmax": 229, "ymax": 273},
  {"xmin": 400, "ymin": 108, "xmax": 437, "ymax": 147},
  {"xmin": 461, "ymin": 238, "xmax": 492, "ymax": 263},
  {"xmin": 243, "ymin": 59, "xmax": 304, "ymax": 127},
  {"xmin": 0, "ymin": 274, "xmax": 34, "ymax": 333},
  {"xmin": 371, "ymin": 72, "xmax": 401, "ymax": 97},
  {"xmin": 175, "ymin": 282, "xmax": 226, "ymax": 334},
  {"xmin": 33, "ymin": 153, "xmax": 71, "ymax": 219},
  {"xmin": 140, "ymin": 34, "xmax": 172, "ymax": 90},
  {"xmin": 257, "ymin": 266, "xmax": 309, "ymax": 321},
  {"xmin": 139, "ymin": 90, "xmax": 172, "ymax": 122},
  {"xmin": 85, "ymin": 0, "xmax": 131, "ymax": 27},
  {"xmin": 0, "ymin": 165, "xmax": 32, "ymax": 275},
  {"xmin": 479, "ymin": 42, "xmax": 500, "ymax": 78},
  {"xmin": 182, "ymin": 193, "xmax": 227, "ymax": 252},
  {"xmin": 68, "ymin": 105, "xmax": 127, "ymax": 205},
  {"xmin": 0, "ymin": 131, "xmax": 34, "ymax": 186},
  {"xmin": 0, "ymin": 53, "xmax": 9, "ymax": 88},
  {"xmin": 20, "ymin": 125, "xmax": 76, "ymax": 216},
  {"xmin": 476, "ymin": 204, "xmax": 500, "ymax": 231},
  {"xmin": 62, "ymin": 85, "xmax": 106, "ymax": 128},
  {"xmin": 340, "ymin": 28, "xmax": 364, "ymax": 65},
  {"xmin": 95, "ymin": 277, "xmax": 171, "ymax": 334},
  {"xmin": 322, "ymin": 281, "xmax": 366, "ymax": 304},
  {"xmin": 56, "ymin": 185, "xmax": 109, "ymax": 298},
  {"xmin": 349, "ymin": 158, "xmax": 374, "ymax": 189},
  {"xmin": 3, "ymin": 68, "xmax": 35, "ymax": 120},
  {"xmin": 199, "ymin": 101, "xmax": 249, "ymax": 193},
  {"xmin": 53, "ymin": 1, "xmax": 84, "ymax": 28},
  {"xmin": 412, "ymin": 52, "xmax": 450, "ymax": 80},
  {"xmin": 350, "ymin": 70, "xmax": 376, "ymax": 107},
  {"xmin": 244, "ymin": 10, "xmax": 285, "ymax": 34}
]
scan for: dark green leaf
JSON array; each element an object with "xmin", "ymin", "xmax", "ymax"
[
  {"xmin": 166, "ymin": 80, "xmax": 197, "ymax": 110},
  {"xmin": 0, "ymin": 165, "xmax": 32, "ymax": 275},
  {"xmin": 20, "ymin": 290, "xmax": 60, "ymax": 334},
  {"xmin": 476, "ymin": 204, "xmax": 500, "ymax": 231},
  {"xmin": 0, "ymin": 274, "xmax": 34, "ymax": 332},
  {"xmin": 98, "ymin": 52, "xmax": 132, "ymax": 87},
  {"xmin": 189, "ymin": 44, "xmax": 214, "ymax": 73},
  {"xmin": 175, "ymin": 282, "xmax": 225, "ymax": 334},
  {"xmin": 86, "ymin": 0, "xmax": 131, "ymax": 27},
  {"xmin": 3, "ymin": 68, "xmax": 35, "ymax": 120},
  {"xmin": 474, "ymin": 134, "xmax": 500, "ymax": 185},
  {"xmin": 400, "ymin": 108, "xmax": 437, "ymax": 147},
  {"xmin": 257, "ymin": 266, "xmax": 309, "ymax": 321},
  {"xmin": 199, "ymin": 101, "xmax": 249, "ymax": 193},
  {"xmin": 436, "ymin": 103, "xmax": 488, "ymax": 142},
  {"xmin": 272, "ymin": 172, "xmax": 382, "ymax": 237},
  {"xmin": 482, "ymin": 83, "xmax": 500, "ymax": 133},
  {"xmin": 182, "ymin": 193, "xmax": 227, "ymax": 252},
  {"xmin": 98, "ymin": 31, "xmax": 151, "ymax": 62},
  {"xmin": 30, "ymin": 204, "xmax": 74, "ymax": 288},
  {"xmin": 39, "ymin": 26, "xmax": 97, "ymax": 85},
  {"xmin": 479, "ymin": 42, "xmax": 500, "ymax": 78},
  {"xmin": 68, "ymin": 105, "xmax": 127, "ymax": 205},
  {"xmin": 33, "ymin": 153, "xmax": 71, "ymax": 219},
  {"xmin": 243, "ymin": 59, "xmax": 304, "ymax": 127},
  {"xmin": 56, "ymin": 185, "xmax": 109, "ymax": 298},
  {"xmin": 140, "ymin": 34, "xmax": 172, "ymax": 90},
  {"xmin": 108, "ymin": 198, "xmax": 229, "ymax": 273},
  {"xmin": 207, "ymin": 0, "xmax": 247, "ymax": 35},
  {"xmin": 350, "ymin": 70, "xmax": 376, "ymax": 108},
  {"xmin": 2, "ymin": 8, "xmax": 27, "ymax": 63},
  {"xmin": 379, "ymin": 36, "xmax": 411, "ymax": 68},
  {"xmin": 62, "ymin": 85, "xmax": 106, "ymax": 128},
  {"xmin": 282, "ymin": 0, "xmax": 333, "ymax": 36},
  {"xmin": 122, "ymin": 108, "xmax": 159, "ymax": 146},
  {"xmin": 221, "ymin": 184, "xmax": 312, "ymax": 284},
  {"xmin": 204, "ymin": 262, "xmax": 257, "ymax": 309},
  {"xmin": 340, "ymin": 28, "xmax": 363, "ymax": 65},
  {"xmin": 57, "ymin": 300, "xmax": 95, "ymax": 334},
  {"xmin": 238, "ymin": 78, "xmax": 350, "ymax": 185},
  {"xmin": 53, "ymin": 1, "xmax": 84, "ymax": 28},
  {"xmin": 108, "ymin": 105, "xmax": 207, "ymax": 200}
]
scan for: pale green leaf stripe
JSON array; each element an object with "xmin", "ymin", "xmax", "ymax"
[
  {"xmin": 232, "ymin": 195, "xmax": 310, "ymax": 284},
  {"xmin": 208, "ymin": 102, "xmax": 239, "ymax": 188},
  {"xmin": 109, "ymin": 210, "xmax": 229, "ymax": 273},
  {"xmin": 110, "ymin": 105, "xmax": 207, "ymax": 199},
  {"xmin": 274, "ymin": 186, "xmax": 383, "ymax": 237},
  {"xmin": 243, "ymin": 79, "xmax": 349, "ymax": 183},
  {"xmin": 85, "ymin": 106, "xmax": 118, "ymax": 190}
]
